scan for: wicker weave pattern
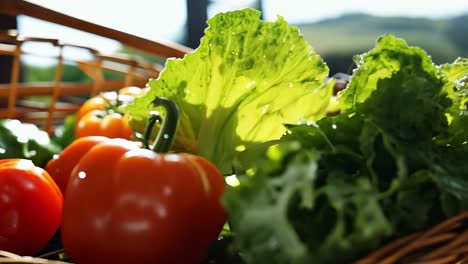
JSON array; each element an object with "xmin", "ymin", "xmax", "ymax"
[
  {"xmin": 1, "ymin": 212, "xmax": 467, "ymax": 263},
  {"xmin": 0, "ymin": 30, "xmax": 163, "ymax": 133},
  {"xmin": 0, "ymin": 0, "xmax": 190, "ymax": 133},
  {"xmin": 355, "ymin": 212, "xmax": 468, "ymax": 264},
  {"xmin": 0, "ymin": 250, "xmax": 70, "ymax": 263}
]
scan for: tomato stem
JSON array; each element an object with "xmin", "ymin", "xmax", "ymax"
[
  {"xmin": 101, "ymin": 91, "xmax": 125, "ymax": 116},
  {"xmin": 143, "ymin": 97, "xmax": 179, "ymax": 153}
]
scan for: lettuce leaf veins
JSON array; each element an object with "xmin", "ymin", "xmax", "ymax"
[{"xmin": 126, "ymin": 8, "xmax": 333, "ymax": 173}]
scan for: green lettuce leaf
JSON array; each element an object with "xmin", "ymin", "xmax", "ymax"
[
  {"xmin": 338, "ymin": 35, "xmax": 443, "ymax": 114},
  {"xmin": 440, "ymin": 57, "xmax": 468, "ymax": 114},
  {"xmin": 224, "ymin": 134, "xmax": 392, "ymax": 264},
  {"xmin": 223, "ymin": 142, "xmax": 319, "ymax": 263},
  {"xmin": 126, "ymin": 8, "xmax": 333, "ymax": 173},
  {"xmin": 436, "ymin": 58, "xmax": 468, "ymax": 145},
  {"xmin": 223, "ymin": 34, "xmax": 468, "ymax": 263}
]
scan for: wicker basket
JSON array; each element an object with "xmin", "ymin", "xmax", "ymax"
[
  {"xmin": 1, "ymin": 212, "xmax": 468, "ymax": 264},
  {"xmin": 0, "ymin": 0, "xmax": 190, "ymax": 134},
  {"xmin": 0, "ymin": 30, "xmax": 158, "ymax": 133},
  {"xmin": 355, "ymin": 212, "xmax": 468, "ymax": 264},
  {"xmin": 1, "ymin": 1, "xmax": 468, "ymax": 264}
]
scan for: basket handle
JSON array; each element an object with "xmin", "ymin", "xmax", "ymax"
[{"xmin": 0, "ymin": 0, "xmax": 192, "ymax": 58}]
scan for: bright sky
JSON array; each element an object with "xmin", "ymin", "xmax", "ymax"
[
  {"xmin": 19, "ymin": 0, "xmax": 468, "ymax": 63},
  {"xmin": 264, "ymin": 0, "xmax": 468, "ymax": 23}
]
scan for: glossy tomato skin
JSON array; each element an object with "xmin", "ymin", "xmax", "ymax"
[
  {"xmin": 45, "ymin": 136, "xmax": 109, "ymax": 195},
  {"xmin": 76, "ymin": 96, "xmax": 107, "ymax": 121},
  {"xmin": 75, "ymin": 111, "xmax": 133, "ymax": 140},
  {"xmin": 0, "ymin": 159, "xmax": 63, "ymax": 256},
  {"xmin": 61, "ymin": 138, "xmax": 226, "ymax": 264}
]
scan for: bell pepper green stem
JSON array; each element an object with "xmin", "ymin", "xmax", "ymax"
[
  {"xmin": 142, "ymin": 114, "xmax": 161, "ymax": 149},
  {"xmin": 143, "ymin": 97, "xmax": 179, "ymax": 153}
]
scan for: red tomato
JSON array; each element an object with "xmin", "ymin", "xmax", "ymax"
[
  {"xmin": 45, "ymin": 136, "xmax": 109, "ymax": 195},
  {"xmin": 0, "ymin": 159, "xmax": 63, "ymax": 256},
  {"xmin": 60, "ymin": 138, "xmax": 226, "ymax": 264}
]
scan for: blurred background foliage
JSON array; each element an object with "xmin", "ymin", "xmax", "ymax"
[
  {"xmin": 300, "ymin": 13, "xmax": 468, "ymax": 74},
  {"xmin": 16, "ymin": 1, "xmax": 468, "ymax": 81}
]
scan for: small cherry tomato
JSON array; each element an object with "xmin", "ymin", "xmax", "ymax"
[
  {"xmin": 74, "ymin": 87, "xmax": 146, "ymax": 140},
  {"xmin": 76, "ymin": 96, "xmax": 107, "ymax": 121},
  {"xmin": 75, "ymin": 111, "xmax": 133, "ymax": 139},
  {"xmin": 0, "ymin": 159, "xmax": 63, "ymax": 256}
]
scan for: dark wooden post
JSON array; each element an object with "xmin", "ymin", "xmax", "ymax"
[
  {"xmin": 0, "ymin": 14, "xmax": 17, "ymax": 83},
  {"xmin": 185, "ymin": 0, "xmax": 208, "ymax": 49},
  {"xmin": 254, "ymin": 0, "xmax": 263, "ymax": 19}
]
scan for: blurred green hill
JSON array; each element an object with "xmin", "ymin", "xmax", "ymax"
[
  {"xmin": 297, "ymin": 13, "xmax": 468, "ymax": 74},
  {"xmin": 24, "ymin": 13, "xmax": 468, "ymax": 81}
]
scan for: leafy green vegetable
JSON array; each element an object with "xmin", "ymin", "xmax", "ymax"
[
  {"xmin": 224, "ymin": 139, "xmax": 392, "ymax": 264},
  {"xmin": 0, "ymin": 119, "xmax": 62, "ymax": 167},
  {"xmin": 223, "ymin": 35, "xmax": 468, "ymax": 263},
  {"xmin": 435, "ymin": 57, "xmax": 468, "ymax": 145},
  {"xmin": 126, "ymin": 8, "xmax": 333, "ymax": 173},
  {"xmin": 339, "ymin": 35, "xmax": 443, "ymax": 114},
  {"xmin": 51, "ymin": 114, "xmax": 76, "ymax": 149},
  {"xmin": 440, "ymin": 57, "xmax": 468, "ymax": 115}
]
